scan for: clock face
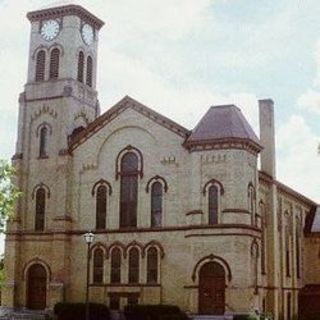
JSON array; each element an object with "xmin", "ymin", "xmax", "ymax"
[
  {"xmin": 82, "ymin": 24, "xmax": 94, "ymax": 46},
  {"xmin": 41, "ymin": 20, "xmax": 60, "ymax": 41}
]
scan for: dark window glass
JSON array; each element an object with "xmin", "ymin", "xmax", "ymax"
[
  {"xmin": 93, "ymin": 249, "xmax": 104, "ymax": 283},
  {"xmin": 151, "ymin": 182, "xmax": 162, "ymax": 227},
  {"xmin": 109, "ymin": 294, "xmax": 120, "ymax": 310},
  {"xmin": 120, "ymin": 152, "xmax": 138, "ymax": 228},
  {"xmin": 208, "ymin": 185, "xmax": 218, "ymax": 224},
  {"xmin": 296, "ymin": 230, "xmax": 300, "ymax": 278},
  {"xmin": 128, "ymin": 248, "xmax": 139, "ymax": 283},
  {"xmin": 287, "ymin": 292, "xmax": 291, "ymax": 320},
  {"xmin": 96, "ymin": 185, "xmax": 107, "ymax": 229},
  {"xmin": 35, "ymin": 188, "xmax": 45, "ymax": 231},
  {"xmin": 127, "ymin": 294, "xmax": 138, "ymax": 306},
  {"xmin": 86, "ymin": 56, "xmax": 93, "ymax": 87},
  {"xmin": 111, "ymin": 248, "xmax": 121, "ymax": 283},
  {"xmin": 261, "ymin": 205, "xmax": 266, "ymax": 274},
  {"xmin": 77, "ymin": 51, "xmax": 84, "ymax": 82},
  {"xmin": 35, "ymin": 50, "xmax": 46, "ymax": 81},
  {"xmin": 49, "ymin": 48, "xmax": 60, "ymax": 79},
  {"xmin": 286, "ymin": 229, "xmax": 290, "ymax": 277},
  {"xmin": 147, "ymin": 247, "xmax": 158, "ymax": 284},
  {"xmin": 39, "ymin": 127, "xmax": 48, "ymax": 158}
]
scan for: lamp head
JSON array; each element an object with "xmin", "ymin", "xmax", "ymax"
[{"xmin": 84, "ymin": 231, "xmax": 95, "ymax": 244}]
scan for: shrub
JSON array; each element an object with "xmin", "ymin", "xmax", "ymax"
[
  {"xmin": 123, "ymin": 304, "xmax": 188, "ymax": 320},
  {"xmin": 233, "ymin": 315, "xmax": 257, "ymax": 320},
  {"xmin": 54, "ymin": 302, "xmax": 110, "ymax": 320}
]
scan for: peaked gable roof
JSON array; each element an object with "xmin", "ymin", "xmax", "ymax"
[
  {"xmin": 69, "ymin": 96, "xmax": 190, "ymax": 151},
  {"xmin": 184, "ymin": 104, "xmax": 262, "ymax": 152}
]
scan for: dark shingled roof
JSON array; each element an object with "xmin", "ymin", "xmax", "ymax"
[{"xmin": 186, "ymin": 104, "xmax": 261, "ymax": 147}]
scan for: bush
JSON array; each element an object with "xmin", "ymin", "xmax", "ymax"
[
  {"xmin": 124, "ymin": 304, "xmax": 188, "ymax": 320},
  {"xmin": 54, "ymin": 302, "xmax": 110, "ymax": 320},
  {"xmin": 233, "ymin": 315, "xmax": 257, "ymax": 320}
]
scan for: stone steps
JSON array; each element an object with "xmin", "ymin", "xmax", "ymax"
[
  {"xmin": 0, "ymin": 308, "xmax": 50, "ymax": 320},
  {"xmin": 191, "ymin": 315, "xmax": 231, "ymax": 320}
]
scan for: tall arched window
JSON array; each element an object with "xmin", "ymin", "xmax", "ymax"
[
  {"xmin": 151, "ymin": 182, "xmax": 162, "ymax": 227},
  {"xmin": 296, "ymin": 222, "xmax": 301, "ymax": 279},
  {"xmin": 208, "ymin": 185, "xmax": 219, "ymax": 225},
  {"xmin": 110, "ymin": 248, "xmax": 121, "ymax": 283},
  {"xmin": 260, "ymin": 202, "xmax": 267, "ymax": 274},
  {"xmin": 77, "ymin": 51, "xmax": 84, "ymax": 82},
  {"xmin": 35, "ymin": 50, "xmax": 46, "ymax": 81},
  {"xmin": 86, "ymin": 56, "xmax": 93, "ymax": 87},
  {"xmin": 96, "ymin": 185, "xmax": 107, "ymax": 229},
  {"xmin": 49, "ymin": 48, "xmax": 60, "ymax": 79},
  {"xmin": 128, "ymin": 248, "xmax": 139, "ymax": 283},
  {"xmin": 35, "ymin": 188, "xmax": 46, "ymax": 231},
  {"xmin": 147, "ymin": 247, "xmax": 158, "ymax": 284},
  {"xmin": 120, "ymin": 152, "xmax": 138, "ymax": 228},
  {"xmin": 39, "ymin": 126, "xmax": 48, "ymax": 158},
  {"xmin": 248, "ymin": 184, "xmax": 255, "ymax": 225},
  {"xmin": 93, "ymin": 249, "xmax": 104, "ymax": 283}
]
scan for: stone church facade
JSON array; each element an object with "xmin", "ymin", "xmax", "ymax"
[{"xmin": 3, "ymin": 4, "xmax": 320, "ymax": 319}]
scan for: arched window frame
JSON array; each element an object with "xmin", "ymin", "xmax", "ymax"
[
  {"xmin": 36, "ymin": 123, "xmax": 52, "ymax": 159},
  {"xmin": 35, "ymin": 50, "xmax": 46, "ymax": 81},
  {"xmin": 34, "ymin": 187, "xmax": 46, "ymax": 231},
  {"xmin": 203, "ymin": 179, "xmax": 224, "ymax": 225},
  {"xmin": 150, "ymin": 182, "xmax": 163, "ymax": 228},
  {"xmin": 128, "ymin": 247, "xmax": 140, "ymax": 284},
  {"xmin": 251, "ymin": 239, "xmax": 259, "ymax": 294},
  {"xmin": 77, "ymin": 51, "xmax": 84, "ymax": 83},
  {"xmin": 248, "ymin": 183, "xmax": 256, "ymax": 225},
  {"xmin": 92, "ymin": 248, "xmax": 104, "ymax": 284},
  {"xmin": 146, "ymin": 246, "xmax": 159, "ymax": 284},
  {"xmin": 86, "ymin": 56, "xmax": 93, "ymax": 87},
  {"xmin": 110, "ymin": 247, "xmax": 122, "ymax": 284},
  {"xmin": 49, "ymin": 48, "xmax": 60, "ymax": 79},
  {"xmin": 116, "ymin": 146, "xmax": 143, "ymax": 228},
  {"xmin": 259, "ymin": 201, "xmax": 267, "ymax": 275},
  {"xmin": 296, "ymin": 216, "xmax": 302, "ymax": 279}
]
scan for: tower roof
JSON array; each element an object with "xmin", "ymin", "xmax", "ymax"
[
  {"xmin": 185, "ymin": 104, "xmax": 262, "ymax": 152},
  {"xmin": 27, "ymin": 3, "xmax": 104, "ymax": 30}
]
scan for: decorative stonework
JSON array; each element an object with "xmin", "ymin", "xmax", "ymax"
[
  {"xmin": 31, "ymin": 104, "xmax": 58, "ymax": 121},
  {"xmin": 200, "ymin": 153, "xmax": 227, "ymax": 164}
]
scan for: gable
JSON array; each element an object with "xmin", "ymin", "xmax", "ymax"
[{"xmin": 69, "ymin": 96, "xmax": 190, "ymax": 152}]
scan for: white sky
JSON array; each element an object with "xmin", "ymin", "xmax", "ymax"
[{"xmin": 0, "ymin": 0, "xmax": 319, "ymax": 211}]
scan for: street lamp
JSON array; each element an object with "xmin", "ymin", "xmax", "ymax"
[{"xmin": 84, "ymin": 231, "xmax": 95, "ymax": 320}]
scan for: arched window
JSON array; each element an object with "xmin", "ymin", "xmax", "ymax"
[
  {"xmin": 248, "ymin": 184, "xmax": 255, "ymax": 225},
  {"xmin": 39, "ymin": 126, "xmax": 48, "ymax": 158},
  {"xmin": 151, "ymin": 182, "xmax": 162, "ymax": 227},
  {"xmin": 110, "ymin": 248, "xmax": 121, "ymax": 283},
  {"xmin": 120, "ymin": 152, "xmax": 138, "ymax": 228},
  {"xmin": 128, "ymin": 248, "xmax": 139, "ymax": 283},
  {"xmin": 35, "ymin": 50, "xmax": 46, "ymax": 81},
  {"xmin": 260, "ymin": 202, "xmax": 267, "ymax": 274},
  {"xmin": 77, "ymin": 51, "xmax": 84, "ymax": 82},
  {"xmin": 285, "ymin": 226, "xmax": 290, "ymax": 277},
  {"xmin": 208, "ymin": 184, "xmax": 219, "ymax": 224},
  {"xmin": 147, "ymin": 247, "xmax": 158, "ymax": 284},
  {"xmin": 49, "ymin": 48, "xmax": 60, "ymax": 79},
  {"xmin": 35, "ymin": 188, "xmax": 46, "ymax": 231},
  {"xmin": 93, "ymin": 249, "xmax": 104, "ymax": 283},
  {"xmin": 296, "ymin": 227, "xmax": 301, "ymax": 279},
  {"xmin": 96, "ymin": 185, "xmax": 107, "ymax": 229},
  {"xmin": 86, "ymin": 56, "xmax": 93, "ymax": 87}
]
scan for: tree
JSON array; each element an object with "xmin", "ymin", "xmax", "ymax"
[{"xmin": 0, "ymin": 160, "xmax": 21, "ymax": 232}]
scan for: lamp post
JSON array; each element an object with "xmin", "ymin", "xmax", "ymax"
[{"xmin": 84, "ymin": 231, "xmax": 95, "ymax": 320}]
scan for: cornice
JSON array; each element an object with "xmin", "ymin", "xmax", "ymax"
[{"xmin": 27, "ymin": 4, "xmax": 104, "ymax": 30}]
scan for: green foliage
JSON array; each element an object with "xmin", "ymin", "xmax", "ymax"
[
  {"xmin": 124, "ymin": 304, "xmax": 189, "ymax": 320},
  {"xmin": 233, "ymin": 315, "xmax": 257, "ymax": 320},
  {"xmin": 0, "ymin": 160, "xmax": 21, "ymax": 231},
  {"xmin": 54, "ymin": 302, "xmax": 110, "ymax": 320}
]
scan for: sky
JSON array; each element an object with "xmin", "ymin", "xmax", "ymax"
[{"xmin": 0, "ymin": 0, "xmax": 319, "ymax": 204}]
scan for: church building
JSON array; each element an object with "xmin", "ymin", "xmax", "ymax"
[{"xmin": 3, "ymin": 4, "xmax": 320, "ymax": 320}]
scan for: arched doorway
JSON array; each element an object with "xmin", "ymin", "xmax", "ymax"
[
  {"xmin": 27, "ymin": 264, "xmax": 47, "ymax": 310},
  {"xmin": 198, "ymin": 262, "xmax": 225, "ymax": 315}
]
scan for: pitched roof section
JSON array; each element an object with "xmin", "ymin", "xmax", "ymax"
[
  {"xmin": 184, "ymin": 104, "xmax": 262, "ymax": 152},
  {"xmin": 69, "ymin": 96, "xmax": 190, "ymax": 151}
]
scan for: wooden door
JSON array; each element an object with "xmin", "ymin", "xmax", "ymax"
[
  {"xmin": 27, "ymin": 264, "xmax": 47, "ymax": 310},
  {"xmin": 199, "ymin": 262, "xmax": 225, "ymax": 315}
]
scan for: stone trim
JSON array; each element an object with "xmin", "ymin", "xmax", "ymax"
[{"xmin": 27, "ymin": 4, "xmax": 104, "ymax": 30}]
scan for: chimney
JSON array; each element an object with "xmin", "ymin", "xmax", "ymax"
[{"xmin": 259, "ymin": 99, "xmax": 276, "ymax": 178}]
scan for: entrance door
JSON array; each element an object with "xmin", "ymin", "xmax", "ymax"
[
  {"xmin": 27, "ymin": 264, "xmax": 47, "ymax": 310},
  {"xmin": 199, "ymin": 262, "xmax": 225, "ymax": 315}
]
